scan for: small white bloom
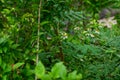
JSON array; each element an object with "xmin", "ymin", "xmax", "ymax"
[
  {"xmin": 98, "ymin": 16, "xmax": 117, "ymax": 28},
  {"xmin": 83, "ymin": 31, "xmax": 87, "ymax": 34},
  {"xmin": 86, "ymin": 33, "xmax": 95, "ymax": 38},
  {"xmin": 60, "ymin": 32, "xmax": 68, "ymax": 40},
  {"xmin": 87, "ymin": 28, "xmax": 91, "ymax": 31},
  {"xmin": 47, "ymin": 36, "xmax": 52, "ymax": 40},
  {"xmin": 74, "ymin": 27, "xmax": 80, "ymax": 31},
  {"xmin": 95, "ymin": 30, "xmax": 100, "ymax": 34},
  {"xmin": 80, "ymin": 59, "xmax": 84, "ymax": 62},
  {"xmin": 90, "ymin": 34, "xmax": 95, "ymax": 37}
]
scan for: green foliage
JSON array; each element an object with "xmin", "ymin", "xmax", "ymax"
[
  {"xmin": 12, "ymin": 62, "xmax": 24, "ymax": 70},
  {"xmin": 35, "ymin": 62, "xmax": 82, "ymax": 80},
  {"xmin": 0, "ymin": 0, "xmax": 120, "ymax": 80},
  {"xmin": 35, "ymin": 61, "xmax": 45, "ymax": 78},
  {"xmin": 51, "ymin": 62, "xmax": 67, "ymax": 79},
  {"xmin": 83, "ymin": 0, "xmax": 120, "ymax": 12},
  {"xmin": 62, "ymin": 18, "xmax": 120, "ymax": 79}
]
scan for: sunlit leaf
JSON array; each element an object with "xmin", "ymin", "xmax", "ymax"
[
  {"xmin": 1, "ymin": 0, "xmax": 5, "ymax": 3},
  {"xmin": 35, "ymin": 61, "xmax": 45, "ymax": 79},
  {"xmin": 41, "ymin": 74, "xmax": 52, "ymax": 80},
  {"xmin": 76, "ymin": 73, "xmax": 82, "ymax": 80},
  {"xmin": 2, "ymin": 75, "xmax": 7, "ymax": 80},
  {"xmin": 51, "ymin": 62, "xmax": 67, "ymax": 79},
  {"xmin": 2, "ymin": 9, "xmax": 11, "ymax": 14},
  {"xmin": 68, "ymin": 71, "xmax": 77, "ymax": 80},
  {"xmin": 13, "ymin": 62, "xmax": 24, "ymax": 70},
  {"xmin": 0, "ymin": 38, "xmax": 5, "ymax": 44}
]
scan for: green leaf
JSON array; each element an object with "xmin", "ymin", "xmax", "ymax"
[
  {"xmin": 68, "ymin": 71, "xmax": 82, "ymax": 80},
  {"xmin": 0, "ymin": 37, "xmax": 5, "ymax": 44},
  {"xmin": 4, "ymin": 65, "xmax": 12, "ymax": 73},
  {"xmin": 115, "ymin": 54, "xmax": 120, "ymax": 58},
  {"xmin": 2, "ymin": 9, "xmax": 11, "ymax": 14},
  {"xmin": 68, "ymin": 71, "xmax": 77, "ymax": 80},
  {"xmin": 40, "ymin": 21, "xmax": 49, "ymax": 26},
  {"xmin": 105, "ymin": 49, "xmax": 116, "ymax": 53},
  {"xmin": 3, "ymin": 47, "xmax": 7, "ymax": 53},
  {"xmin": 41, "ymin": 74, "xmax": 52, "ymax": 80},
  {"xmin": 11, "ymin": 44, "xmax": 19, "ymax": 49},
  {"xmin": 2, "ymin": 75, "xmax": 7, "ymax": 80},
  {"xmin": 76, "ymin": 73, "xmax": 82, "ymax": 80},
  {"xmin": 1, "ymin": 0, "xmax": 5, "ymax": 3},
  {"xmin": 51, "ymin": 62, "xmax": 67, "ymax": 79},
  {"xmin": 35, "ymin": 61, "xmax": 45, "ymax": 79},
  {"xmin": 13, "ymin": 62, "xmax": 24, "ymax": 70},
  {"xmin": 2, "ymin": 62, "xmax": 6, "ymax": 70},
  {"xmin": 0, "ymin": 49, "xmax": 2, "ymax": 53}
]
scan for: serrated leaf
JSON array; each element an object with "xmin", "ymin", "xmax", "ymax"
[
  {"xmin": 35, "ymin": 61, "xmax": 45, "ymax": 79},
  {"xmin": 65, "ymin": 14, "xmax": 74, "ymax": 21},
  {"xmin": 69, "ymin": 11, "xmax": 82, "ymax": 20},
  {"xmin": 51, "ymin": 62, "xmax": 67, "ymax": 79},
  {"xmin": 13, "ymin": 62, "xmax": 24, "ymax": 70}
]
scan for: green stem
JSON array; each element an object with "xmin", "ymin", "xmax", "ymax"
[{"xmin": 35, "ymin": 0, "xmax": 42, "ymax": 80}]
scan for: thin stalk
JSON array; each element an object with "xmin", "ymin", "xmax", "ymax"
[{"xmin": 35, "ymin": 0, "xmax": 42, "ymax": 80}]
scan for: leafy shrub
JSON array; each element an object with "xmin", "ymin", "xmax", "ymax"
[{"xmin": 35, "ymin": 61, "xmax": 82, "ymax": 80}]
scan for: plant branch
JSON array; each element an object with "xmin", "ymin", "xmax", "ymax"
[{"xmin": 35, "ymin": 0, "xmax": 42, "ymax": 80}]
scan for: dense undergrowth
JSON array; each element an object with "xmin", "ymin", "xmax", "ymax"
[{"xmin": 0, "ymin": 0, "xmax": 120, "ymax": 80}]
